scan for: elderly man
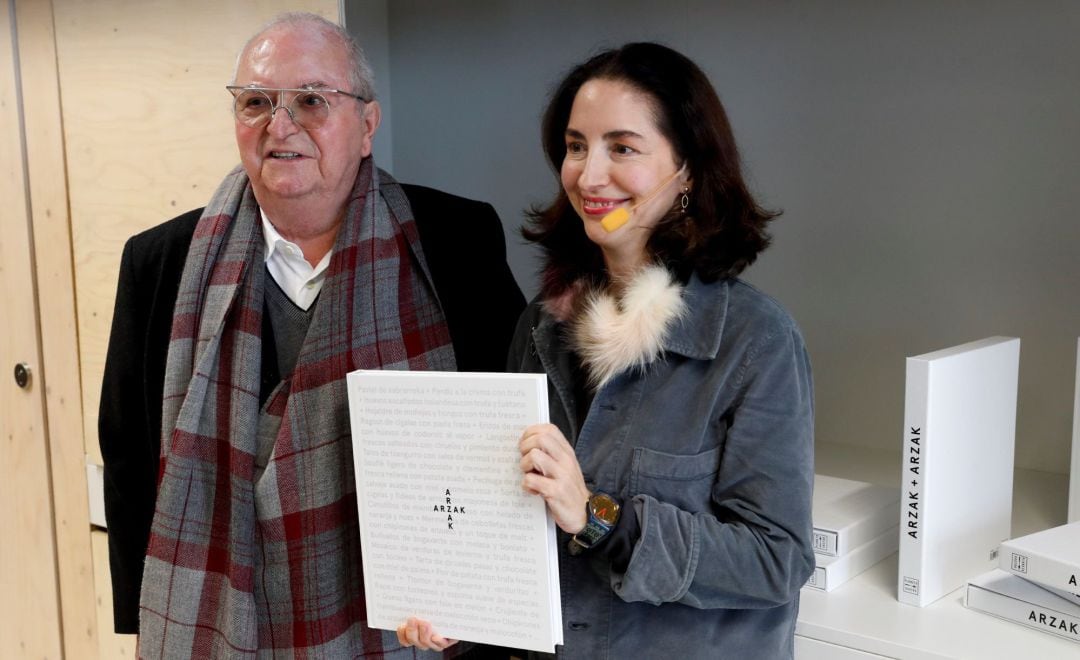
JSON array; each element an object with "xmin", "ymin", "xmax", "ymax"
[{"xmin": 98, "ymin": 12, "xmax": 524, "ymax": 657}]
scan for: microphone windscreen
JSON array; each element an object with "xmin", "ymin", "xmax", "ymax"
[{"xmin": 600, "ymin": 207, "xmax": 630, "ymax": 233}]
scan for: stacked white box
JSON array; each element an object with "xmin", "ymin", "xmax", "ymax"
[{"xmin": 897, "ymin": 336, "xmax": 1020, "ymax": 607}]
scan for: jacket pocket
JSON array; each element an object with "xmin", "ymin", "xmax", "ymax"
[{"xmin": 629, "ymin": 446, "xmax": 721, "ymax": 513}]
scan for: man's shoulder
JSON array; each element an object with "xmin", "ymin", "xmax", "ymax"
[
  {"xmin": 400, "ymin": 183, "xmax": 492, "ymax": 219},
  {"xmin": 398, "ymin": 183, "xmax": 504, "ymax": 256},
  {"xmin": 120, "ymin": 208, "xmax": 204, "ymax": 282},
  {"xmin": 127, "ymin": 207, "xmax": 203, "ymax": 254}
]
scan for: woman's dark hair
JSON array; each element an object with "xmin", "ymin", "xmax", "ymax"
[{"xmin": 525, "ymin": 42, "xmax": 778, "ymax": 298}]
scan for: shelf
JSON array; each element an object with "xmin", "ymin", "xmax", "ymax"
[{"xmin": 796, "ymin": 442, "xmax": 1075, "ymax": 659}]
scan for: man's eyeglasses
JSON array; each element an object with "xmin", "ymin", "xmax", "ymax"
[{"xmin": 226, "ymin": 86, "xmax": 367, "ymax": 130}]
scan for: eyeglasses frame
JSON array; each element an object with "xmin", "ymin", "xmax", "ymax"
[{"xmin": 225, "ymin": 85, "xmax": 368, "ymax": 129}]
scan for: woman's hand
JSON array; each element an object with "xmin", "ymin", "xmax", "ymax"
[
  {"xmin": 396, "ymin": 617, "xmax": 457, "ymax": 652},
  {"xmin": 519, "ymin": 423, "xmax": 590, "ymax": 534}
]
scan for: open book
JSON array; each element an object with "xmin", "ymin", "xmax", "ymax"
[{"xmin": 346, "ymin": 370, "xmax": 563, "ymax": 653}]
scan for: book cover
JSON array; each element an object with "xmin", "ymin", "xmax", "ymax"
[
  {"xmin": 897, "ymin": 336, "xmax": 1020, "ymax": 607},
  {"xmin": 1070, "ymin": 338, "xmax": 1080, "ymax": 524},
  {"xmin": 999, "ymin": 521, "xmax": 1080, "ymax": 604},
  {"xmin": 812, "ymin": 474, "xmax": 900, "ymax": 557},
  {"xmin": 346, "ymin": 370, "xmax": 563, "ymax": 653},
  {"xmin": 965, "ymin": 569, "xmax": 1080, "ymax": 645},
  {"xmin": 805, "ymin": 525, "xmax": 899, "ymax": 592}
]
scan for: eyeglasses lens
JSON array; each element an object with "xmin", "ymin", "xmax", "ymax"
[{"xmin": 232, "ymin": 90, "xmax": 330, "ymax": 129}]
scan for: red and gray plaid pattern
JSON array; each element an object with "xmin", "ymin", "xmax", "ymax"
[{"xmin": 139, "ymin": 160, "xmax": 456, "ymax": 658}]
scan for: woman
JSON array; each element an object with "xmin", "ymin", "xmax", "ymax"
[{"xmin": 401, "ymin": 42, "xmax": 814, "ymax": 659}]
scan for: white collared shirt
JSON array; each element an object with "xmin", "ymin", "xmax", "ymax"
[{"xmin": 261, "ymin": 210, "xmax": 331, "ymax": 310}]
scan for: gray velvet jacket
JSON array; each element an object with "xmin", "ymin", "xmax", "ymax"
[{"xmin": 508, "ymin": 274, "xmax": 815, "ymax": 660}]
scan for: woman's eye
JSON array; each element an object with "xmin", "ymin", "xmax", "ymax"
[
  {"xmin": 613, "ymin": 144, "xmax": 636, "ymax": 156},
  {"xmin": 566, "ymin": 141, "xmax": 585, "ymax": 155}
]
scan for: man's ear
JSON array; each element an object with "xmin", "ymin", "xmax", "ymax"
[{"xmin": 359, "ymin": 100, "xmax": 382, "ymax": 158}]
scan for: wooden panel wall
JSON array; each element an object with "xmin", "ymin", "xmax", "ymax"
[
  {"xmin": 32, "ymin": 1, "xmax": 338, "ymax": 655},
  {"xmin": 16, "ymin": 2, "xmax": 98, "ymax": 654},
  {"xmin": 1, "ymin": 2, "xmax": 65, "ymax": 656},
  {"xmin": 51, "ymin": 0, "xmax": 337, "ymax": 465}
]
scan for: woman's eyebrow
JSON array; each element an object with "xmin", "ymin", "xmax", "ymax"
[
  {"xmin": 603, "ymin": 129, "xmax": 644, "ymax": 141},
  {"xmin": 564, "ymin": 128, "xmax": 645, "ymax": 141}
]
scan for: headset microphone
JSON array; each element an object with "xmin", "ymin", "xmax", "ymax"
[{"xmin": 600, "ymin": 164, "xmax": 687, "ymax": 233}]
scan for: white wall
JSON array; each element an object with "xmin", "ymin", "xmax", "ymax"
[{"xmin": 350, "ymin": 1, "xmax": 1080, "ymax": 475}]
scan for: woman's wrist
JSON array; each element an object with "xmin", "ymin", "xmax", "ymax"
[
  {"xmin": 569, "ymin": 492, "xmax": 623, "ymax": 555},
  {"xmin": 568, "ymin": 491, "xmax": 590, "ymax": 535}
]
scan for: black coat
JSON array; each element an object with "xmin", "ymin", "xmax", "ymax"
[{"xmin": 99, "ymin": 184, "xmax": 525, "ymax": 633}]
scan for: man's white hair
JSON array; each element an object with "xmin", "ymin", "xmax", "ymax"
[{"xmin": 232, "ymin": 12, "xmax": 375, "ymax": 101}]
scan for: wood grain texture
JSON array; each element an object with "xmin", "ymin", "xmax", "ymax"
[
  {"xmin": 52, "ymin": 0, "xmax": 338, "ymax": 463},
  {"xmin": 46, "ymin": 2, "xmax": 336, "ymax": 653},
  {"xmin": 0, "ymin": 1, "xmax": 64, "ymax": 656},
  {"xmin": 16, "ymin": 1, "xmax": 101, "ymax": 655}
]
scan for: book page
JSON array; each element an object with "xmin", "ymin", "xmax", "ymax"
[
  {"xmin": 346, "ymin": 370, "xmax": 562, "ymax": 653},
  {"xmin": 1070, "ymin": 337, "xmax": 1080, "ymax": 524}
]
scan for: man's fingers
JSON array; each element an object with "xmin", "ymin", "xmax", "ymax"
[
  {"xmin": 429, "ymin": 633, "xmax": 458, "ymax": 651},
  {"xmin": 417, "ymin": 620, "xmax": 433, "ymax": 646},
  {"xmin": 398, "ymin": 617, "xmax": 419, "ymax": 647},
  {"xmin": 398, "ymin": 617, "xmax": 452, "ymax": 651}
]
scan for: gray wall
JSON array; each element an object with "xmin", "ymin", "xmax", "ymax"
[
  {"xmin": 343, "ymin": 0, "xmax": 394, "ymax": 171},
  {"xmin": 348, "ymin": 1, "xmax": 1080, "ymax": 475}
]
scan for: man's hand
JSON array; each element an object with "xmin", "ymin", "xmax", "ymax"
[{"xmin": 396, "ymin": 617, "xmax": 458, "ymax": 651}]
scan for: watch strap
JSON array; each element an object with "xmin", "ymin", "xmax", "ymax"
[{"xmin": 569, "ymin": 492, "xmax": 620, "ymax": 555}]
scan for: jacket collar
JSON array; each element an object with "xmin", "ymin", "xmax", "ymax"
[
  {"xmin": 533, "ymin": 272, "xmax": 730, "ymax": 364},
  {"xmin": 661, "ymin": 273, "xmax": 729, "ymax": 361}
]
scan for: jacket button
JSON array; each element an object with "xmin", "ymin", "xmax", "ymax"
[{"xmin": 568, "ymin": 622, "xmax": 590, "ymax": 631}]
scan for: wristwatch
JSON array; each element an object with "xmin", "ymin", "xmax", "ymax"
[{"xmin": 569, "ymin": 492, "xmax": 621, "ymax": 555}]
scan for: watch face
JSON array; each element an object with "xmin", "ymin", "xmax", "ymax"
[{"xmin": 590, "ymin": 493, "xmax": 620, "ymax": 526}]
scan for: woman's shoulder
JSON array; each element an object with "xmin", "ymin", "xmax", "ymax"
[
  {"xmin": 685, "ymin": 277, "xmax": 808, "ymax": 365},
  {"xmin": 700, "ymin": 278, "xmax": 811, "ymax": 385},
  {"xmin": 721, "ymin": 277, "xmax": 802, "ymax": 335},
  {"xmin": 730, "ymin": 276, "xmax": 799, "ymax": 326}
]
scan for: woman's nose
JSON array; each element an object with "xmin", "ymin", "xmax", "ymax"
[{"xmin": 578, "ymin": 153, "xmax": 609, "ymax": 189}]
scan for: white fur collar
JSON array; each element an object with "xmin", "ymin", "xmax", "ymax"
[{"xmin": 559, "ymin": 265, "xmax": 686, "ymax": 389}]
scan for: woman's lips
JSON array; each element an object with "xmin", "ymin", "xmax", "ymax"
[{"xmin": 581, "ymin": 197, "xmax": 627, "ymax": 216}]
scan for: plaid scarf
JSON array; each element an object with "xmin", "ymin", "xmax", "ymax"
[{"xmin": 138, "ymin": 159, "xmax": 456, "ymax": 658}]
